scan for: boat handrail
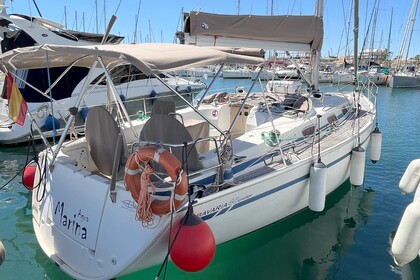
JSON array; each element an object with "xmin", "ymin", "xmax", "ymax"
[{"xmin": 136, "ymin": 136, "xmax": 223, "ymax": 177}]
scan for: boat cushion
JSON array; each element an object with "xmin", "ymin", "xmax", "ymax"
[
  {"xmin": 85, "ymin": 106, "xmax": 127, "ymax": 177},
  {"xmin": 139, "ymin": 114, "xmax": 201, "ymax": 172}
]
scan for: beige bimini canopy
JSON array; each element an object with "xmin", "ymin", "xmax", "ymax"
[
  {"xmin": 180, "ymin": 12, "xmax": 323, "ymax": 52},
  {"xmin": 0, "ymin": 43, "xmax": 264, "ymax": 75}
]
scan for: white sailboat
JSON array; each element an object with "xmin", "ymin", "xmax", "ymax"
[
  {"xmin": 388, "ymin": 0, "xmax": 420, "ymax": 88},
  {"xmin": 0, "ymin": 1, "xmax": 206, "ymax": 144},
  {"xmin": 0, "ymin": 1, "xmax": 380, "ymax": 279}
]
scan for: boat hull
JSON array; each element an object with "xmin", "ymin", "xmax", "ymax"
[
  {"xmin": 32, "ymin": 93, "xmax": 374, "ymax": 279},
  {"xmin": 388, "ymin": 74, "xmax": 420, "ymax": 88}
]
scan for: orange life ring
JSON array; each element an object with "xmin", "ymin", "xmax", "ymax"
[{"xmin": 124, "ymin": 146, "xmax": 188, "ymax": 215}]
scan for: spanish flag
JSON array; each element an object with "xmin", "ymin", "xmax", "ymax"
[{"xmin": 6, "ymin": 72, "xmax": 28, "ymax": 126}]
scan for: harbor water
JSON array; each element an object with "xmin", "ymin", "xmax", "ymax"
[{"xmin": 0, "ymin": 79, "xmax": 419, "ymax": 279}]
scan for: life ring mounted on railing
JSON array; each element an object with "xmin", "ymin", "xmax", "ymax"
[
  {"xmin": 124, "ymin": 145, "xmax": 188, "ymax": 222},
  {"xmin": 36, "ymin": 104, "xmax": 49, "ymax": 119}
]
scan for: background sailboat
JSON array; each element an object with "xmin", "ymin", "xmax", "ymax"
[{"xmin": 388, "ymin": 0, "xmax": 420, "ymax": 88}]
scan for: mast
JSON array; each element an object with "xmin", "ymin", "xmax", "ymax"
[
  {"xmin": 368, "ymin": 0, "xmax": 380, "ymax": 66},
  {"xmin": 386, "ymin": 8, "xmax": 393, "ymax": 62},
  {"xmin": 95, "ymin": 0, "xmax": 99, "ymax": 33},
  {"xmin": 404, "ymin": 0, "xmax": 419, "ymax": 64},
  {"xmin": 353, "ymin": 0, "xmax": 359, "ymax": 83},
  {"xmin": 83, "ymin": 12, "xmax": 85, "ymax": 32},
  {"xmin": 310, "ymin": 0, "xmax": 323, "ymax": 91},
  {"xmin": 64, "ymin": 6, "xmax": 67, "ymax": 29},
  {"xmin": 75, "ymin": 10, "xmax": 78, "ymax": 31},
  {"xmin": 271, "ymin": 0, "xmax": 274, "ymax": 15},
  {"xmin": 103, "ymin": 0, "xmax": 106, "ymax": 34},
  {"xmin": 148, "ymin": 19, "xmax": 152, "ymax": 43},
  {"xmin": 133, "ymin": 0, "xmax": 142, "ymax": 43},
  {"xmin": 396, "ymin": 0, "xmax": 419, "ymax": 70}
]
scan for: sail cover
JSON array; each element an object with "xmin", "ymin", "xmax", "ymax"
[{"xmin": 181, "ymin": 12, "xmax": 323, "ymax": 52}]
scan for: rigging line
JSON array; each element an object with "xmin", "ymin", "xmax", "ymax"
[
  {"xmin": 358, "ymin": 0, "xmax": 377, "ymax": 66},
  {"xmin": 0, "ymin": 164, "xmax": 26, "ymax": 191},
  {"xmin": 191, "ymin": 0, "xmax": 205, "ymax": 12},
  {"xmin": 114, "ymin": 0, "xmax": 123, "ymax": 15},
  {"xmin": 196, "ymin": 0, "xmax": 210, "ymax": 13},
  {"xmin": 32, "ymin": 0, "xmax": 42, "ymax": 17},
  {"xmin": 155, "ymin": 205, "xmax": 191, "ymax": 279},
  {"xmin": 249, "ymin": 0, "xmax": 254, "ymax": 14},
  {"xmin": 133, "ymin": 0, "xmax": 142, "ymax": 43},
  {"xmin": 86, "ymin": 2, "xmax": 94, "ymax": 33}
]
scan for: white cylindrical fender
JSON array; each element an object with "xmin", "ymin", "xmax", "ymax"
[
  {"xmin": 399, "ymin": 159, "xmax": 420, "ymax": 194},
  {"xmin": 0, "ymin": 240, "xmax": 5, "ymax": 266},
  {"xmin": 391, "ymin": 201, "xmax": 420, "ymax": 266},
  {"xmin": 414, "ymin": 183, "xmax": 420, "ymax": 201},
  {"xmin": 309, "ymin": 161, "xmax": 328, "ymax": 212},
  {"xmin": 350, "ymin": 146, "xmax": 365, "ymax": 186},
  {"xmin": 369, "ymin": 126, "xmax": 382, "ymax": 164}
]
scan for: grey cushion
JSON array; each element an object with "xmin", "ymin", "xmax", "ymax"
[{"xmin": 140, "ymin": 114, "xmax": 200, "ymax": 171}]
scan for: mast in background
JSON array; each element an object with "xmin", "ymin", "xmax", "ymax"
[
  {"xmin": 95, "ymin": 0, "xmax": 99, "ymax": 33},
  {"xmin": 133, "ymin": 0, "xmax": 142, "ymax": 43},
  {"xmin": 64, "ymin": 6, "xmax": 67, "ymax": 29},
  {"xmin": 396, "ymin": 0, "xmax": 419, "ymax": 70},
  {"xmin": 386, "ymin": 8, "xmax": 393, "ymax": 62}
]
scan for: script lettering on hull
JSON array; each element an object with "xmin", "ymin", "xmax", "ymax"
[{"xmin": 54, "ymin": 201, "xmax": 88, "ymax": 240}]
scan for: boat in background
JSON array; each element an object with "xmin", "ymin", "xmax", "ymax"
[
  {"xmin": 332, "ymin": 69, "xmax": 354, "ymax": 84},
  {"xmin": 366, "ymin": 66, "xmax": 389, "ymax": 86},
  {"xmin": 250, "ymin": 66, "xmax": 278, "ymax": 80},
  {"xmin": 173, "ymin": 65, "xmax": 220, "ymax": 79},
  {"xmin": 0, "ymin": 1, "xmax": 380, "ymax": 278},
  {"xmin": 276, "ymin": 64, "xmax": 305, "ymax": 80},
  {"xmin": 388, "ymin": 0, "xmax": 420, "ymax": 88},
  {"xmin": 0, "ymin": 1, "xmax": 206, "ymax": 144},
  {"xmin": 222, "ymin": 65, "xmax": 252, "ymax": 79},
  {"xmin": 388, "ymin": 69, "xmax": 420, "ymax": 88},
  {"xmin": 318, "ymin": 65, "xmax": 334, "ymax": 83}
]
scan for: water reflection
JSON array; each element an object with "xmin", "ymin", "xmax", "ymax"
[
  {"xmin": 121, "ymin": 180, "xmax": 375, "ymax": 280},
  {"xmin": 0, "ymin": 145, "xmax": 70, "ymax": 279},
  {"xmin": 389, "ymin": 229, "xmax": 420, "ymax": 280}
]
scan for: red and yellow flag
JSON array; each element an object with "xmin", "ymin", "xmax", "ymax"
[{"xmin": 6, "ymin": 72, "xmax": 28, "ymax": 126}]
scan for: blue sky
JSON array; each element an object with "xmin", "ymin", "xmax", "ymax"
[{"xmin": 5, "ymin": 0, "xmax": 419, "ymax": 58}]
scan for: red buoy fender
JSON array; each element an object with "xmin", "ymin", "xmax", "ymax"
[
  {"xmin": 22, "ymin": 161, "xmax": 38, "ymax": 190},
  {"xmin": 124, "ymin": 146, "xmax": 188, "ymax": 215},
  {"xmin": 170, "ymin": 212, "xmax": 216, "ymax": 272}
]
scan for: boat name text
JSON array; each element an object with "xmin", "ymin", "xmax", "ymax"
[
  {"xmin": 54, "ymin": 201, "xmax": 88, "ymax": 240},
  {"xmin": 197, "ymin": 194, "xmax": 253, "ymax": 218}
]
